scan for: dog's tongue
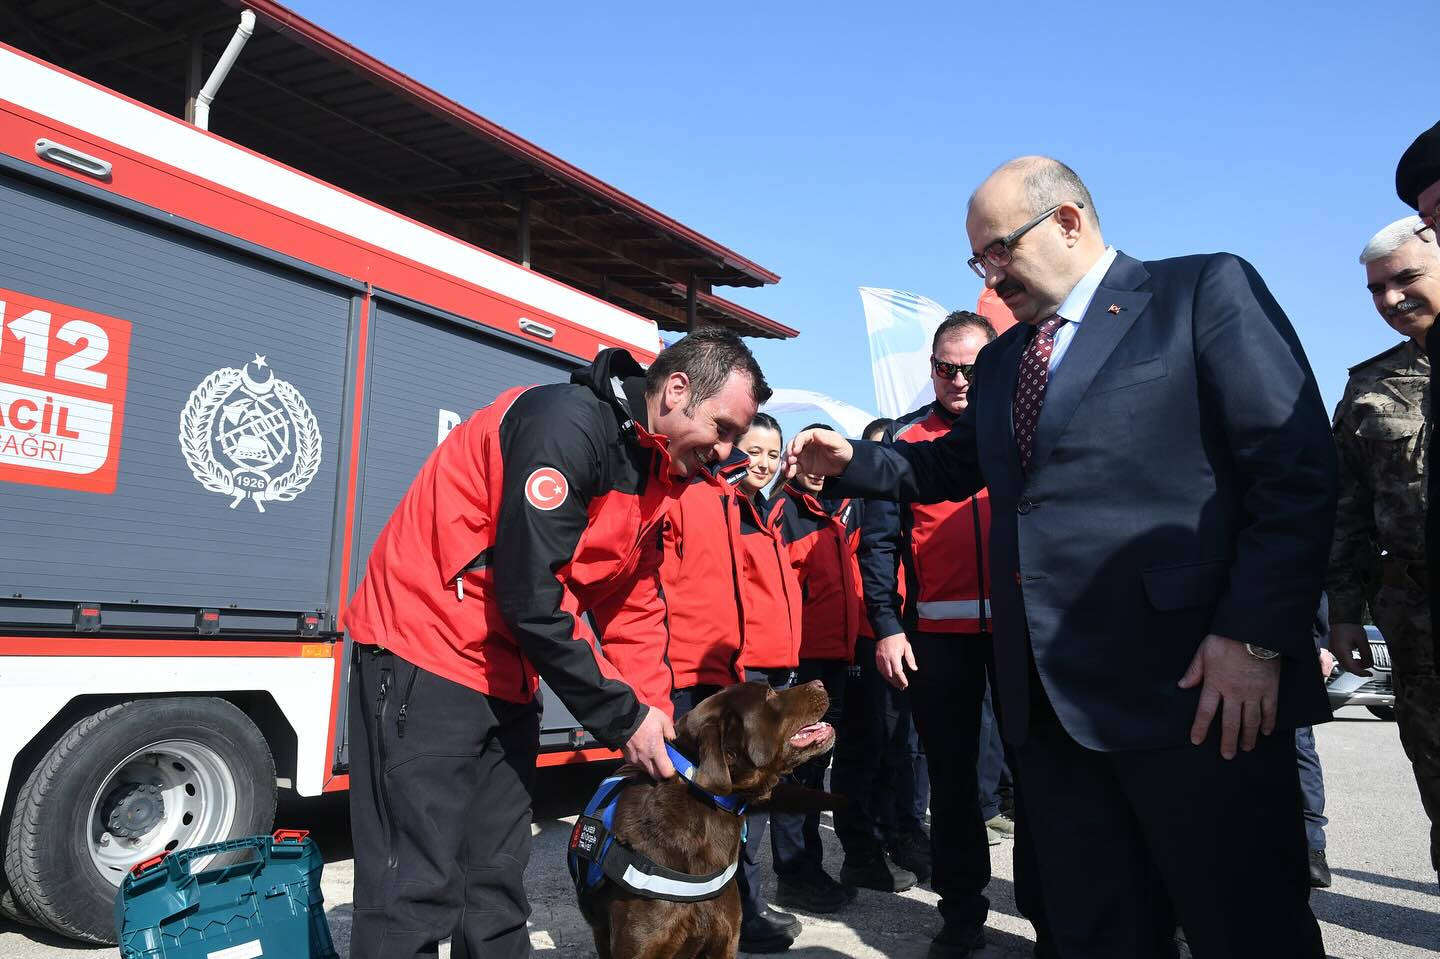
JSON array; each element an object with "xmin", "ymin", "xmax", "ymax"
[{"xmin": 788, "ymin": 721, "xmax": 832, "ymax": 747}]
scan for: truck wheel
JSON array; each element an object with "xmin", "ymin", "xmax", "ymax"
[
  {"xmin": 0, "ymin": 885, "xmax": 37, "ymax": 927},
  {"xmin": 4, "ymin": 698, "xmax": 276, "ymax": 944},
  {"xmin": 1366, "ymin": 705, "xmax": 1397, "ymax": 721}
]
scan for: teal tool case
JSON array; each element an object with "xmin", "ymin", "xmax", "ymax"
[{"xmin": 116, "ymin": 829, "xmax": 338, "ymax": 959}]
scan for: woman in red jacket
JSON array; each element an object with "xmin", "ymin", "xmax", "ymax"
[
  {"xmin": 769, "ymin": 423, "xmax": 865, "ymax": 914},
  {"xmin": 732, "ymin": 413, "xmax": 850, "ymax": 930}
]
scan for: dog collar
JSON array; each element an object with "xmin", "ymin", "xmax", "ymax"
[
  {"xmin": 666, "ymin": 743, "xmax": 747, "ymax": 815},
  {"xmin": 568, "ymin": 774, "xmax": 745, "ymax": 902}
]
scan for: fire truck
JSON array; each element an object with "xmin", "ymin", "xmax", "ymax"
[{"xmin": 0, "ymin": 0, "xmax": 793, "ymax": 943}]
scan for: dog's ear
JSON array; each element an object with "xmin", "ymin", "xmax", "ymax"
[{"xmin": 692, "ymin": 713, "xmax": 733, "ymax": 795}]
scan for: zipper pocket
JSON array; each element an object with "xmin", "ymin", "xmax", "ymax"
[
  {"xmin": 396, "ymin": 662, "xmax": 420, "ymax": 738},
  {"xmin": 373, "ymin": 660, "xmax": 401, "ymax": 868}
]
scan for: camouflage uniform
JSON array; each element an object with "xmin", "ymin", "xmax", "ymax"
[{"xmin": 1326, "ymin": 339, "xmax": 1439, "ymax": 874}]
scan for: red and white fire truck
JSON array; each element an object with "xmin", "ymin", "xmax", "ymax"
[{"xmin": 0, "ymin": 1, "xmax": 790, "ymax": 943}]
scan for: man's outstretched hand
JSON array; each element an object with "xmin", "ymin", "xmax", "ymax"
[
  {"xmin": 621, "ymin": 704, "xmax": 676, "ymax": 781},
  {"xmin": 785, "ymin": 428, "xmax": 855, "ymax": 481}
]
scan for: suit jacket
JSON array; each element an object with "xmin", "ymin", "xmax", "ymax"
[{"xmin": 832, "ymin": 252, "xmax": 1337, "ymax": 750}]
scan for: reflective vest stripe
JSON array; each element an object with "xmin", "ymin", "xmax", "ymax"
[{"xmin": 915, "ymin": 599, "xmax": 993, "ymax": 620}]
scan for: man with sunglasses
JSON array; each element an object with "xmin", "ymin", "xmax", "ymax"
[
  {"xmin": 856, "ymin": 310, "xmax": 1008, "ymax": 957},
  {"xmin": 788, "ymin": 156, "xmax": 1336, "ymax": 958}
]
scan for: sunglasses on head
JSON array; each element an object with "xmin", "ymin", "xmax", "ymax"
[{"xmin": 931, "ymin": 357, "xmax": 976, "ymax": 380}]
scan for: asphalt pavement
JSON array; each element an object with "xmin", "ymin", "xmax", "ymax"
[{"xmin": 2, "ymin": 706, "xmax": 1435, "ymax": 958}]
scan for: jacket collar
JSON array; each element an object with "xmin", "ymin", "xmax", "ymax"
[
  {"xmin": 572, "ymin": 348, "xmax": 679, "ymax": 478},
  {"xmin": 695, "ymin": 447, "xmax": 752, "ymax": 488}
]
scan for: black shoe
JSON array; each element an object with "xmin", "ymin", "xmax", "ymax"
[
  {"xmin": 928, "ymin": 922, "xmax": 984, "ymax": 958},
  {"xmin": 886, "ymin": 828, "xmax": 932, "ymax": 883},
  {"xmin": 739, "ymin": 909, "xmax": 797, "ymax": 953},
  {"xmin": 775, "ymin": 870, "xmax": 853, "ymax": 913},
  {"xmin": 1308, "ymin": 848, "xmax": 1332, "ymax": 888},
  {"xmin": 751, "ymin": 906, "xmax": 801, "ymax": 939},
  {"xmin": 840, "ymin": 852, "xmax": 917, "ymax": 892}
]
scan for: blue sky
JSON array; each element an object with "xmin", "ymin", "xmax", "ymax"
[{"xmin": 291, "ymin": 0, "xmax": 1437, "ymax": 436}]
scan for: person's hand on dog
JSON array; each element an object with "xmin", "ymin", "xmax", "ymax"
[
  {"xmin": 622, "ymin": 704, "xmax": 676, "ymax": 781},
  {"xmin": 784, "ymin": 427, "xmax": 853, "ymax": 480}
]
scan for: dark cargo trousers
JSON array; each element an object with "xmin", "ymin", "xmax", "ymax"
[
  {"xmin": 1373, "ymin": 585, "xmax": 1440, "ymax": 875},
  {"xmin": 907, "ymin": 632, "xmax": 991, "ymax": 929},
  {"xmin": 349, "ymin": 644, "xmax": 541, "ymax": 959},
  {"xmin": 772, "ymin": 658, "xmax": 849, "ymax": 878},
  {"xmin": 832, "ymin": 637, "xmax": 924, "ymax": 856}
]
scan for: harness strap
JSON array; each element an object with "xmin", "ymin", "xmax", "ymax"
[
  {"xmin": 567, "ymin": 751, "xmax": 749, "ymax": 902},
  {"xmin": 666, "ymin": 743, "xmax": 747, "ymax": 815}
]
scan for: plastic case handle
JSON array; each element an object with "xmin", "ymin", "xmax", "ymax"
[{"xmin": 129, "ymin": 852, "xmax": 169, "ymax": 877}]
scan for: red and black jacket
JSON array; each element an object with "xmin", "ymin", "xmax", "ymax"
[
  {"xmin": 860, "ymin": 402, "xmax": 992, "ymax": 638},
  {"xmin": 737, "ymin": 491, "xmax": 802, "ymax": 671},
  {"xmin": 775, "ymin": 484, "xmax": 863, "ymax": 663},
  {"xmin": 345, "ymin": 348, "xmax": 682, "ymax": 748},
  {"xmin": 659, "ymin": 448, "xmax": 751, "ymax": 689}
]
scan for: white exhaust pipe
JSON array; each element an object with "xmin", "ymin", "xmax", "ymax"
[{"xmin": 192, "ymin": 10, "xmax": 256, "ymax": 130}]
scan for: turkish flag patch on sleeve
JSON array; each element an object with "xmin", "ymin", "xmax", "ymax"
[{"xmin": 525, "ymin": 466, "xmax": 569, "ymax": 511}]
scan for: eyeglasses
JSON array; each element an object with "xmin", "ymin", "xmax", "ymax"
[
  {"xmin": 967, "ymin": 201, "xmax": 1085, "ymax": 279},
  {"xmin": 931, "ymin": 357, "xmax": 975, "ymax": 380},
  {"xmin": 1418, "ymin": 200, "xmax": 1440, "ymax": 235}
]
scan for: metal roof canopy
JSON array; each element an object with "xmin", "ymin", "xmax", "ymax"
[{"xmin": 0, "ymin": 0, "xmax": 796, "ymax": 338}]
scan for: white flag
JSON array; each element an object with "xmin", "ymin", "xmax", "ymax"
[
  {"xmin": 860, "ymin": 287, "xmax": 951, "ymax": 418},
  {"xmin": 762, "ymin": 388, "xmax": 876, "ymax": 439}
]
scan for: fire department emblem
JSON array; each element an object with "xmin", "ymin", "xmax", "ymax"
[{"xmin": 179, "ymin": 355, "xmax": 322, "ymax": 511}]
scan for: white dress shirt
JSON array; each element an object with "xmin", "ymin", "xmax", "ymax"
[{"xmin": 1048, "ymin": 246, "xmax": 1117, "ymax": 372}]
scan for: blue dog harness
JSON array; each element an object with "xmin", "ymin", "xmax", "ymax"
[{"xmin": 568, "ymin": 743, "xmax": 748, "ymax": 902}]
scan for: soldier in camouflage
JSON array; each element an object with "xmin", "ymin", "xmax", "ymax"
[{"xmin": 1327, "ymin": 214, "xmax": 1439, "ymax": 882}]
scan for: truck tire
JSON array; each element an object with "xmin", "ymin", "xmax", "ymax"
[
  {"xmin": 4, "ymin": 697, "xmax": 276, "ymax": 944},
  {"xmin": 1367, "ymin": 705, "xmax": 1397, "ymax": 721},
  {"xmin": 0, "ymin": 885, "xmax": 37, "ymax": 927}
]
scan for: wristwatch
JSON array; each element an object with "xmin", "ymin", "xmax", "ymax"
[{"xmin": 1243, "ymin": 643, "xmax": 1280, "ymax": 661}]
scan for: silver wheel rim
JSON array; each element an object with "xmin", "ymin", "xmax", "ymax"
[{"xmin": 87, "ymin": 739, "xmax": 238, "ymax": 887}]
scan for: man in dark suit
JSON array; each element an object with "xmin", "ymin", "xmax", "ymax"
[{"xmin": 787, "ymin": 157, "xmax": 1336, "ymax": 958}]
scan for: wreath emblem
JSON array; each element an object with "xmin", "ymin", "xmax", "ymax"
[{"xmin": 178, "ymin": 355, "xmax": 322, "ymax": 512}]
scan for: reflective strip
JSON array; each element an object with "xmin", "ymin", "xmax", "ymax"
[
  {"xmin": 915, "ymin": 600, "xmax": 991, "ymax": 620},
  {"xmin": 619, "ymin": 858, "xmax": 738, "ymax": 898}
]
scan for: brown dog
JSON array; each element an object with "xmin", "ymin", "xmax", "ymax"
[{"xmin": 575, "ymin": 679, "xmax": 837, "ymax": 959}]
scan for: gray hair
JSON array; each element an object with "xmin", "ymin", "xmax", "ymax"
[{"xmin": 1358, "ymin": 215, "xmax": 1435, "ymax": 265}]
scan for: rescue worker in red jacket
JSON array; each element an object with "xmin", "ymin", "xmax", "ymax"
[
  {"xmin": 860, "ymin": 310, "xmax": 999, "ymax": 958},
  {"xmin": 661, "ymin": 426, "xmax": 802, "ymax": 952},
  {"xmin": 735, "ymin": 414, "xmax": 826, "ymax": 936},
  {"xmin": 344, "ymin": 330, "xmax": 768, "ymax": 959},
  {"xmin": 771, "ymin": 423, "xmax": 866, "ymax": 912},
  {"xmin": 831, "ymin": 417, "xmax": 930, "ymax": 893}
]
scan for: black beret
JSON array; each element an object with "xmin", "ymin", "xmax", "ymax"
[{"xmin": 1397, "ymin": 121, "xmax": 1440, "ymax": 209}]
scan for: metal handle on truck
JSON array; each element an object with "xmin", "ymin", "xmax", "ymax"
[
  {"xmin": 35, "ymin": 139, "xmax": 113, "ymax": 180},
  {"xmin": 518, "ymin": 317, "xmax": 556, "ymax": 340}
]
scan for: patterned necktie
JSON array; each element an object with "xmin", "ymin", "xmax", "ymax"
[{"xmin": 1013, "ymin": 314, "xmax": 1066, "ymax": 470}]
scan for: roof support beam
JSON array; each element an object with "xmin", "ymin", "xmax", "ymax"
[
  {"xmin": 515, "ymin": 194, "xmax": 531, "ymax": 269},
  {"xmin": 686, "ymin": 273, "xmax": 698, "ymax": 331}
]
